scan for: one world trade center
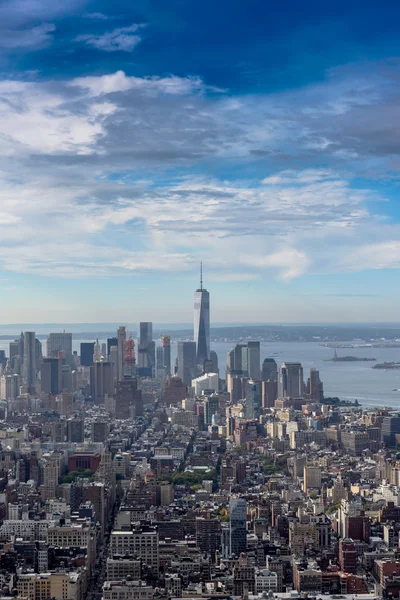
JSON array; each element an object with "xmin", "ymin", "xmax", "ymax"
[{"xmin": 194, "ymin": 264, "xmax": 210, "ymax": 369}]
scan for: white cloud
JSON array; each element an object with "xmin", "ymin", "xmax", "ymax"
[
  {"xmin": 70, "ymin": 70, "xmax": 206, "ymax": 96},
  {"xmin": 76, "ymin": 24, "xmax": 143, "ymax": 52}
]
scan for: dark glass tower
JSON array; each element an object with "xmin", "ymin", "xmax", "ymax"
[{"xmin": 194, "ymin": 264, "xmax": 210, "ymax": 368}]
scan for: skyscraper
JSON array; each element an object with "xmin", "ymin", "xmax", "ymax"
[
  {"xmin": 117, "ymin": 326, "xmax": 126, "ymax": 380},
  {"xmin": 138, "ymin": 322, "xmax": 155, "ymax": 373},
  {"xmin": 90, "ymin": 361, "xmax": 114, "ymax": 404},
  {"xmin": 80, "ymin": 342, "xmax": 95, "ymax": 367},
  {"xmin": 107, "ymin": 337, "xmax": 118, "ymax": 360},
  {"xmin": 41, "ymin": 358, "xmax": 62, "ymax": 395},
  {"xmin": 46, "ymin": 332, "xmax": 72, "ymax": 358},
  {"xmin": 194, "ymin": 264, "xmax": 210, "ymax": 368},
  {"xmin": 177, "ymin": 341, "xmax": 197, "ymax": 386},
  {"xmin": 308, "ymin": 368, "xmax": 324, "ymax": 402},
  {"xmin": 161, "ymin": 336, "xmax": 171, "ymax": 375},
  {"xmin": 245, "ymin": 380, "xmax": 262, "ymax": 420},
  {"xmin": 261, "ymin": 358, "xmax": 278, "ymax": 382},
  {"xmin": 278, "ymin": 362, "xmax": 304, "ymax": 398},
  {"xmin": 247, "ymin": 341, "xmax": 260, "ymax": 380},
  {"xmin": 23, "ymin": 332, "xmax": 36, "ymax": 390},
  {"xmin": 230, "ymin": 497, "xmax": 247, "ymax": 557}
]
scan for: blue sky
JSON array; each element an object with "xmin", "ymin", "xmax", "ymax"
[{"xmin": 0, "ymin": 0, "xmax": 400, "ymax": 323}]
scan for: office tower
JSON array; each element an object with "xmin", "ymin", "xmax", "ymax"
[
  {"xmin": 278, "ymin": 362, "xmax": 304, "ymax": 398},
  {"xmin": 60, "ymin": 391, "xmax": 73, "ymax": 416},
  {"xmin": 140, "ymin": 322, "xmax": 153, "ymax": 348},
  {"xmin": 196, "ymin": 516, "xmax": 221, "ymax": 562},
  {"xmin": 23, "ymin": 332, "xmax": 36, "ymax": 390},
  {"xmin": 138, "ymin": 322, "xmax": 155, "ymax": 374},
  {"xmin": 117, "ymin": 326, "xmax": 126, "ymax": 380},
  {"xmin": 210, "ymin": 350, "xmax": 218, "ymax": 373},
  {"xmin": 46, "ymin": 332, "xmax": 72, "ymax": 358},
  {"xmin": 303, "ymin": 465, "xmax": 322, "ymax": 493},
  {"xmin": 0, "ymin": 374, "xmax": 20, "ymax": 401},
  {"xmin": 204, "ymin": 394, "xmax": 220, "ymax": 425},
  {"xmin": 9, "ymin": 340, "xmax": 20, "ymax": 363},
  {"xmin": 52, "ymin": 421, "xmax": 65, "ymax": 442},
  {"xmin": 67, "ymin": 418, "xmax": 84, "ymax": 443},
  {"xmin": 80, "ymin": 342, "xmax": 95, "ymax": 367},
  {"xmin": 40, "ymin": 358, "xmax": 62, "ymax": 395},
  {"xmin": 194, "ymin": 265, "xmax": 210, "ymax": 368},
  {"xmin": 115, "ymin": 378, "xmax": 143, "ymax": 419},
  {"xmin": 94, "ymin": 338, "xmax": 101, "ymax": 362},
  {"xmin": 177, "ymin": 341, "xmax": 197, "ymax": 386},
  {"xmin": 227, "ymin": 373, "xmax": 243, "ymax": 403},
  {"xmin": 161, "ymin": 336, "xmax": 171, "ymax": 375},
  {"xmin": 381, "ymin": 416, "xmax": 400, "ymax": 447},
  {"xmin": 35, "ymin": 337, "xmax": 42, "ymax": 368},
  {"xmin": 156, "ymin": 346, "xmax": 164, "ymax": 377},
  {"xmin": 107, "ymin": 337, "xmax": 118, "ymax": 359},
  {"xmin": 109, "ymin": 345, "xmax": 118, "ymax": 384},
  {"xmin": 308, "ymin": 368, "xmax": 324, "ymax": 402},
  {"xmin": 247, "ymin": 341, "xmax": 260, "ymax": 380},
  {"xmin": 90, "ymin": 361, "xmax": 113, "ymax": 404},
  {"xmin": 91, "ymin": 421, "xmax": 109, "ymax": 443},
  {"xmin": 62, "ymin": 365, "xmax": 72, "ymax": 392},
  {"xmin": 261, "ymin": 358, "xmax": 278, "ymax": 382},
  {"xmin": 245, "ymin": 380, "xmax": 262, "ymax": 419},
  {"xmin": 230, "ymin": 497, "xmax": 247, "ymax": 557},
  {"xmin": 262, "ymin": 380, "xmax": 278, "ymax": 408}
]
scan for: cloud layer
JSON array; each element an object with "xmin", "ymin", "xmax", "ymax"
[{"xmin": 0, "ymin": 60, "xmax": 399, "ymax": 283}]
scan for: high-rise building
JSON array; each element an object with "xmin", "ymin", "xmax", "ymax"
[
  {"xmin": 90, "ymin": 362, "xmax": 113, "ymax": 404},
  {"xmin": 117, "ymin": 326, "xmax": 126, "ymax": 380},
  {"xmin": 194, "ymin": 265, "xmax": 210, "ymax": 368},
  {"xmin": 261, "ymin": 358, "xmax": 278, "ymax": 382},
  {"xmin": 278, "ymin": 362, "xmax": 304, "ymax": 398},
  {"xmin": 196, "ymin": 516, "xmax": 221, "ymax": 561},
  {"xmin": 109, "ymin": 345, "xmax": 118, "ymax": 384},
  {"xmin": 140, "ymin": 322, "xmax": 153, "ymax": 348},
  {"xmin": 67, "ymin": 418, "xmax": 84, "ymax": 443},
  {"xmin": 308, "ymin": 368, "xmax": 324, "ymax": 402},
  {"xmin": 40, "ymin": 358, "xmax": 62, "ymax": 395},
  {"xmin": 246, "ymin": 380, "xmax": 262, "ymax": 419},
  {"xmin": 0, "ymin": 374, "xmax": 20, "ymax": 401},
  {"xmin": 80, "ymin": 342, "xmax": 95, "ymax": 367},
  {"xmin": 339, "ymin": 538, "xmax": 357, "ymax": 573},
  {"xmin": 382, "ymin": 416, "xmax": 400, "ymax": 447},
  {"xmin": 91, "ymin": 421, "xmax": 109, "ymax": 443},
  {"xmin": 46, "ymin": 332, "xmax": 72, "ymax": 358},
  {"xmin": 177, "ymin": 341, "xmax": 197, "ymax": 386},
  {"xmin": 107, "ymin": 337, "xmax": 118, "ymax": 360},
  {"xmin": 230, "ymin": 497, "xmax": 247, "ymax": 557},
  {"xmin": 138, "ymin": 322, "xmax": 155, "ymax": 373},
  {"xmin": 161, "ymin": 336, "xmax": 171, "ymax": 375},
  {"xmin": 304, "ymin": 465, "xmax": 322, "ymax": 493},
  {"xmin": 262, "ymin": 380, "xmax": 278, "ymax": 408},
  {"xmin": 23, "ymin": 332, "xmax": 36, "ymax": 390},
  {"xmin": 115, "ymin": 378, "xmax": 143, "ymax": 419},
  {"xmin": 247, "ymin": 341, "xmax": 260, "ymax": 380}
]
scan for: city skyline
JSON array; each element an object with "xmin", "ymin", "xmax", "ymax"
[{"xmin": 0, "ymin": 1, "xmax": 399, "ymax": 321}]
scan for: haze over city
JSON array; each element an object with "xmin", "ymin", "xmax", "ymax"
[{"xmin": 0, "ymin": 1, "xmax": 400, "ymax": 321}]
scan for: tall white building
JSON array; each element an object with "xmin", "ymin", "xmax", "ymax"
[
  {"xmin": 194, "ymin": 264, "xmax": 210, "ymax": 368},
  {"xmin": 0, "ymin": 374, "xmax": 20, "ymax": 401}
]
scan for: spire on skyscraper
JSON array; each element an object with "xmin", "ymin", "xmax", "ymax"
[{"xmin": 200, "ymin": 261, "xmax": 203, "ymax": 291}]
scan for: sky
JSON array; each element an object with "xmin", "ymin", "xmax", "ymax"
[{"xmin": 1, "ymin": 0, "xmax": 400, "ymax": 323}]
